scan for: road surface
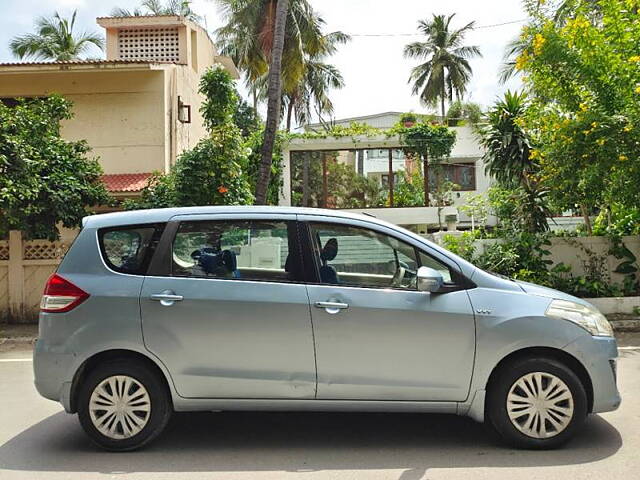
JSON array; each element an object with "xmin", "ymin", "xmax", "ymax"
[{"xmin": 1, "ymin": 337, "xmax": 639, "ymax": 480}]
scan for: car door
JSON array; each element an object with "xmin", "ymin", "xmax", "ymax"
[
  {"xmin": 300, "ymin": 215, "xmax": 476, "ymax": 402},
  {"xmin": 140, "ymin": 214, "xmax": 317, "ymax": 399}
]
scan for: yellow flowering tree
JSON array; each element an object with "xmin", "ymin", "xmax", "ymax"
[{"xmin": 515, "ymin": 0, "xmax": 640, "ymax": 232}]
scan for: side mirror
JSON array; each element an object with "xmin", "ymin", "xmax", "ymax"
[{"xmin": 416, "ymin": 266, "xmax": 444, "ymax": 293}]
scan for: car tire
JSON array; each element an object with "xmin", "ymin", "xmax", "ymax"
[
  {"xmin": 487, "ymin": 356, "xmax": 588, "ymax": 449},
  {"xmin": 77, "ymin": 359, "xmax": 172, "ymax": 451}
]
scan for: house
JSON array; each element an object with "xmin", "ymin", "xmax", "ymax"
[
  {"xmin": 281, "ymin": 112, "xmax": 494, "ymax": 233},
  {"xmin": 0, "ymin": 14, "xmax": 238, "ymax": 200}
]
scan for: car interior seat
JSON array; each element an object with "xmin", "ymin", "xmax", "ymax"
[{"xmin": 319, "ymin": 238, "xmax": 339, "ymax": 284}]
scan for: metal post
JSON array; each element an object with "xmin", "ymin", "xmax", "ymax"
[
  {"xmin": 322, "ymin": 155, "xmax": 328, "ymax": 208},
  {"xmin": 423, "ymin": 154, "xmax": 429, "ymax": 207},
  {"xmin": 388, "ymin": 149, "xmax": 394, "ymax": 207}
]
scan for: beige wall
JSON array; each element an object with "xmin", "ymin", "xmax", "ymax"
[{"xmin": 0, "ymin": 68, "xmax": 168, "ymax": 174}]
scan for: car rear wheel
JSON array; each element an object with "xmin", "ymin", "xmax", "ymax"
[
  {"xmin": 77, "ymin": 360, "xmax": 172, "ymax": 451},
  {"xmin": 487, "ymin": 356, "xmax": 588, "ymax": 449}
]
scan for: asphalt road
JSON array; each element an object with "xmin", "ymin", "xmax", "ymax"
[{"xmin": 1, "ymin": 339, "xmax": 639, "ymax": 480}]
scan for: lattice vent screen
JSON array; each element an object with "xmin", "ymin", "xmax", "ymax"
[{"xmin": 118, "ymin": 27, "xmax": 180, "ymax": 62}]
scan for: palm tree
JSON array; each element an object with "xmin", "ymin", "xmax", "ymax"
[
  {"xmin": 404, "ymin": 14, "xmax": 481, "ymax": 118},
  {"xmin": 215, "ymin": 0, "xmax": 347, "ymax": 107},
  {"xmin": 259, "ymin": 31, "xmax": 348, "ymax": 130},
  {"xmin": 10, "ymin": 11, "xmax": 104, "ymax": 61},
  {"xmin": 283, "ymin": 59, "xmax": 344, "ymax": 130},
  {"xmin": 255, "ymin": 0, "xmax": 289, "ymax": 205},
  {"xmin": 111, "ymin": 0, "xmax": 202, "ymax": 23}
]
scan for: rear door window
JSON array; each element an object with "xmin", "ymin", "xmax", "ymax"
[
  {"xmin": 99, "ymin": 224, "xmax": 165, "ymax": 275},
  {"xmin": 171, "ymin": 220, "xmax": 303, "ymax": 283}
]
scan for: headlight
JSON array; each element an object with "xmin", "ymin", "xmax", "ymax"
[{"xmin": 546, "ymin": 299, "xmax": 613, "ymax": 337}]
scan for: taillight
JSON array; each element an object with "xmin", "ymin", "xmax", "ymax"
[{"xmin": 40, "ymin": 274, "xmax": 89, "ymax": 313}]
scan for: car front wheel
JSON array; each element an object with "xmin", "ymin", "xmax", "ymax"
[{"xmin": 487, "ymin": 356, "xmax": 588, "ymax": 449}]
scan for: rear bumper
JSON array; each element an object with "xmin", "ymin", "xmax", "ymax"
[
  {"xmin": 33, "ymin": 339, "xmax": 75, "ymax": 412},
  {"xmin": 563, "ymin": 335, "xmax": 621, "ymax": 413}
]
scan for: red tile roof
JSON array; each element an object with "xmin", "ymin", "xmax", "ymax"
[{"xmin": 101, "ymin": 173, "xmax": 152, "ymax": 193}]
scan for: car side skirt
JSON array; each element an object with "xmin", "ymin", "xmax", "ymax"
[{"xmin": 171, "ymin": 398, "xmax": 459, "ymax": 414}]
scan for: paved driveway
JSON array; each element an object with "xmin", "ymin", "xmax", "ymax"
[{"xmin": 0, "ymin": 340, "xmax": 638, "ymax": 480}]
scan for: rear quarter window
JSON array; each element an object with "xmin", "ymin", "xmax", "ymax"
[{"xmin": 98, "ymin": 223, "xmax": 165, "ymax": 275}]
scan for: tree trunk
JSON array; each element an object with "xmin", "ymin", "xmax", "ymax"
[
  {"xmin": 580, "ymin": 203, "xmax": 593, "ymax": 235},
  {"xmin": 423, "ymin": 154, "xmax": 429, "ymax": 207},
  {"xmin": 252, "ymin": 88, "xmax": 258, "ymax": 112},
  {"xmin": 286, "ymin": 99, "xmax": 294, "ymax": 132},
  {"xmin": 441, "ymin": 78, "xmax": 446, "ymax": 119},
  {"xmin": 255, "ymin": 0, "xmax": 289, "ymax": 205}
]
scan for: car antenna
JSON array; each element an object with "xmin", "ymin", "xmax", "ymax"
[{"xmin": 361, "ymin": 212, "xmax": 376, "ymax": 218}]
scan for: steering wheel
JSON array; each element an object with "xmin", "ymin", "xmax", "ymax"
[{"xmin": 391, "ymin": 265, "xmax": 406, "ymax": 287}]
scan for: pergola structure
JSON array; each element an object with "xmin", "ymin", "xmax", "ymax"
[{"xmin": 279, "ymin": 128, "xmax": 492, "ymax": 231}]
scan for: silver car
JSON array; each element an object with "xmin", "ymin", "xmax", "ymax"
[{"xmin": 34, "ymin": 206, "xmax": 620, "ymax": 451}]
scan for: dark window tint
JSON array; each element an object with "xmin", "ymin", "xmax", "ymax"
[
  {"xmin": 172, "ymin": 220, "xmax": 301, "ymax": 283},
  {"xmin": 99, "ymin": 224, "xmax": 165, "ymax": 275}
]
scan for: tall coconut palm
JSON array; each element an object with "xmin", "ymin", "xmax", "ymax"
[
  {"xmin": 255, "ymin": 0, "xmax": 289, "ymax": 205},
  {"xmin": 215, "ymin": 0, "xmax": 345, "ymax": 105},
  {"xmin": 111, "ymin": 0, "xmax": 202, "ymax": 22},
  {"xmin": 283, "ymin": 59, "xmax": 344, "ymax": 130},
  {"xmin": 10, "ymin": 11, "xmax": 104, "ymax": 61},
  {"xmin": 404, "ymin": 14, "xmax": 481, "ymax": 118}
]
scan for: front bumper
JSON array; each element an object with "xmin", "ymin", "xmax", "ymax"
[
  {"xmin": 33, "ymin": 339, "xmax": 76, "ymax": 412},
  {"xmin": 563, "ymin": 335, "xmax": 621, "ymax": 413}
]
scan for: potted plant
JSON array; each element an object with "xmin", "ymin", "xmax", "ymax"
[{"xmin": 400, "ymin": 112, "xmax": 418, "ymax": 128}]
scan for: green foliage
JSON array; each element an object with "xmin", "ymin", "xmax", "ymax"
[
  {"xmin": 199, "ymin": 67, "xmax": 239, "ymax": 130},
  {"xmin": 126, "ymin": 67, "xmax": 254, "ymax": 210},
  {"xmin": 397, "ymin": 123, "xmax": 457, "ymax": 161},
  {"xmin": 446, "ymin": 100, "xmax": 483, "ymax": 125},
  {"xmin": 442, "ymin": 231, "xmax": 478, "ymax": 260},
  {"xmin": 233, "ymin": 98, "xmax": 261, "ymax": 138},
  {"xmin": 293, "ymin": 122, "xmax": 382, "ymax": 141},
  {"xmin": 173, "ymin": 132, "xmax": 253, "ymax": 206},
  {"xmin": 290, "ymin": 151, "xmax": 383, "ymax": 209},
  {"xmin": 327, "ymin": 162, "xmax": 383, "ymax": 209},
  {"xmin": 516, "ymin": 0, "xmax": 640, "ymax": 216},
  {"xmin": 487, "ymin": 185, "xmax": 550, "ymax": 234},
  {"xmin": 480, "ymin": 91, "xmax": 550, "ymax": 233},
  {"xmin": 111, "ymin": 1, "xmax": 202, "ymax": 22},
  {"xmin": 399, "ymin": 112, "xmax": 418, "ymax": 124},
  {"xmin": 392, "ymin": 170, "xmax": 425, "ymax": 207},
  {"xmin": 0, "ymin": 95, "xmax": 109, "ymax": 240},
  {"xmin": 245, "ymin": 129, "xmax": 285, "ymax": 205},
  {"xmin": 458, "ymin": 193, "xmax": 490, "ymax": 228},
  {"xmin": 592, "ymin": 204, "xmax": 640, "ymax": 236},
  {"xmin": 609, "ymin": 236, "xmax": 640, "ymax": 293},
  {"xmin": 10, "ymin": 10, "xmax": 103, "ymax": 61}
]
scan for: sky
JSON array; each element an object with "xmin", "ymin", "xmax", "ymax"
[{"xmin": 0, "ymin": 0, "xmax": 524, "ymax": 123}]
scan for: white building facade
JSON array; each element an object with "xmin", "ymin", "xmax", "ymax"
[{"xmin": 280, "ymin": 112, "xmax": 494, "ymax": 233}]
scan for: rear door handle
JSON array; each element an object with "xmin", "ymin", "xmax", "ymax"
[
  {"xmin": 314, "ymin": 301, "xmax": 349, "ymax": 314},
  {"xmin": 150, "ymin": 291, "xmax": 183, "ymax": 306}
]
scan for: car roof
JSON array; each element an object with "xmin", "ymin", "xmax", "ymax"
[{"xmin": 83, "ymin": 206, "xmax": 379, "ymax": 229}]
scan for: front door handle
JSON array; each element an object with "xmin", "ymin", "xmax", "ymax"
[
  {"xmin": 314, "ymin": 301, "xmax": 349, "ymax": 314},
  {"xmin": 150, "ymin": 291, "xmax": 184, "ymax": 306}
]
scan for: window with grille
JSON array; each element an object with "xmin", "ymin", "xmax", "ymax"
[{"xmin": 118, "ymin": 27, "xmax": 180, "ymax": 62}]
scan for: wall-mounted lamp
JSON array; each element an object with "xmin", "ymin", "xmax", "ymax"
[{"xmin": 178, "ymin": 96, "xmax": 191, "ymax": 123}]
